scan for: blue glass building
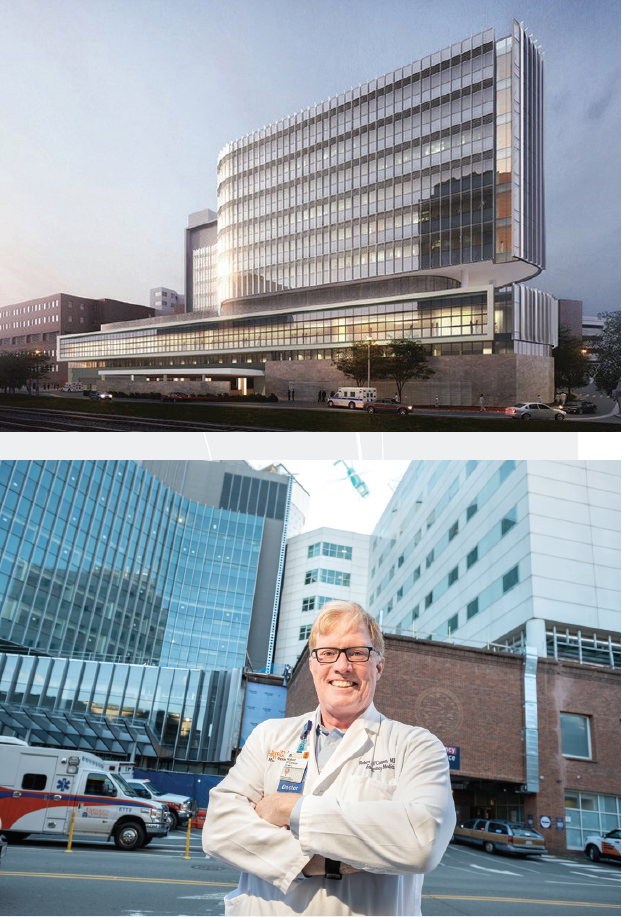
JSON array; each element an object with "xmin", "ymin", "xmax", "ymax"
[{"xmin": 0, "ymin": 460, "xmax": 293, "ymax": 769}]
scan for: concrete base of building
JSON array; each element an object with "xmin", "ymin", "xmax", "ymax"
[
  {"xmin": 90, "ymin": 379, "xmax": 230, "ymax": 396},
  {"xmin": 264, "ymin": 353, "xmax": 554, "ymax": 406}
]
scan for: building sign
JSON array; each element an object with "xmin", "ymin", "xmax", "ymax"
[
  {"xmin": 240, "ymin": 682, "xmax": 287, "ymax": 745},
  {"xmin": 527, "ymin": 814, "xmax": 534, "ymax": 827},
  {"xmin": 556, "ymin": 817, "xmax": 564, "ymax": 830},
  {"xmin": 540, "ymin": 815, "xmax": 551, "ymax": 829},
  {"xmin": 444, "ymin": 745, "xmax": 460, "ymax": 770}
]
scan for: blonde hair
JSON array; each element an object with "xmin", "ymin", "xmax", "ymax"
[{"xmin": 309, "ymin": 600, "xmax": 385, "ymax": 656}]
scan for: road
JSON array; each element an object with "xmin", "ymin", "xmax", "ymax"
[
  {"xmin": 0, "ymin": 406, "xmax": 281, "ymax": 432},
  {"xmin": 1, "ymin": 829, "xmax": 619, "ymax": 915}
]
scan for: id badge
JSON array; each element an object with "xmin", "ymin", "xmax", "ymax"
[{"xmin": 277, "ymin": 757, "xmax": 307, "ymax": 793}]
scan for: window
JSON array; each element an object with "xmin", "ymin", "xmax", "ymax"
[
  {"xmin": 467, "ymin": 546, "xmax": 478, "ymax": 568},
  {"xmin": 397, "ymin": 586, "xmax": 403, "ymax": 600},
  {"xmin": 449, "ymin": 520, "xmax": 459, "ymax": 541},
  {"xmin": 560, "ymin": 714, "xmax": 592, "ymax": 759},
  {"xmin": 304, "ymin": 569, "xmax": 318, "ymax": 585},
  {"xmin": 426, "ymin": 550, "xmax": 434, "ymax": 569},
  {"xmin": 307, "ymin": 543, "xmax": 320, "ymax": 558},
  {"xmin": 322, "ymin": 542, "xmax": 352, "ymax": 560},
  {"xmin": 564, "ymin": 792, "xmax": 620, "ymax": 850},
  {"xmin": 302, "ymin": 597, "xmax": 316, "ymax": 612},
  {"xmin": 502, "ymin": 565, "xmax": 519, "ymax": 593},
  {"xmin": 21, "ymin": 773, "xmax": 47, "ymax": 790},
  {"xmin": 448, "ymin": 566, "xmax": 459, "ymax": 586},
  {"xmin": 425, "ymin": 591, "xmax": 433, "ymax": 608},
  {"xmin": 501, "ymin": 507, "xmax": 517, "ymax": 535},
  {"xmin": 398, "ymin": 555, "xmax": 404, "ymax": 567},
  {"xmin": 85, "ymin": 773, "xmax": 116, "ymax": 796},
  {"xmin": 499, "ymin": 459, "xmax": 515, "ymax": 483},
  {"xmin": 466, "ymin": 461, "xmax": 478, "ymax": 477},
  {"xmin": 447, "ymin": 613, "xmax": 458, "ymax": 632},
  {"xmin": 466, "ymin": 502, "xmax": 478, "ymax": 521},
  {"xmin": 467, "ymin": 597, "xmax": 479, "ymax": 619},
  {"xmin": 299, "ymin": 624, "xmax": 312, "ymax": 641}
]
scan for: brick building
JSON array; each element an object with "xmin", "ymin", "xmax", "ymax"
[
  {"xmin": 285, "ymin": 634, "xmax": 620, "ymax": 855},
  {"xmin": 0, "ymin": 293, "xmax": 154, "ymax": 387}
]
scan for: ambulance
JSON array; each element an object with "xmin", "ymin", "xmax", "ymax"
[
  {"xmin": 0, "ymin": 738, "xmax": 169, "ymax": 850},
  {"xmin": 327, "ymin": 387, "xmax": 377, "ymax": 409}
]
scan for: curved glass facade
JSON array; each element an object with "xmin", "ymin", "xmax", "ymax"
[
  {"xmin": 0, "ymin": 461, "xmax": 266, "ymax": 671},
  {"xmin": 216, "ymin": 22, "xmax": 544, "ymax": 303}
]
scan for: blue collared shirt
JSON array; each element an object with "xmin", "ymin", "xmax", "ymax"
[{"xmin": 289, "ymin": 723, "xmax": 345, "ymax": 839}]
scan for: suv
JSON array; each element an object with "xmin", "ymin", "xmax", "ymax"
[
  {"xmin": 125, "ymin": 779, "xmax": 197, "ymax": 830},
  {"xmin": 453, "ymin": 818, "xmax": 547, "ymax": 856},
  {"xmin": 584, "ymin": 828, "xmax": 621, "ymax": 862}
]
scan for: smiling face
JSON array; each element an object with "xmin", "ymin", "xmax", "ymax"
[{"xmin": 309, "ymin": 617, "xmax": 384, "ymax": 731}]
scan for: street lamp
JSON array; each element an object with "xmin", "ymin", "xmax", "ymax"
[{"xmin": 366, "ymin": 336, "xmax": 372, "ymax": 389}]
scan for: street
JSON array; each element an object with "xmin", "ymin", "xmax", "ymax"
[{"xmin": 1, "ymin": 829, "xmax": 619, "ymax": 916}]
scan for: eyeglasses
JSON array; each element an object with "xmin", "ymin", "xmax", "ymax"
[{"xmin": 310, "ymin": 646, "xmax": 379, "ymax": 664}]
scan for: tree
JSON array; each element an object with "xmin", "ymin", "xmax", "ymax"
[
  {"xmin": 382, "ymin": 339, "xmax": 434, "ymax": 402},
  {"xmin": 553, "ymin": 325, "xmax": 591, "ymax": 395},
  {"xmin": 592, "ymin": 311, "xmax": 621, "ymax": 396},
  {"xmin": 0, "ymin": 350, "xmax": 53, "ymax": 394},
  {"xmin": 336, "ymin": 342, "xmax": 389, "ymax": 386}
]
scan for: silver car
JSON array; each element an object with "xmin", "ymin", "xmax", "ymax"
[{"xmin": 505, "ymin": 402, "xmax": 566, "ymax": 422}]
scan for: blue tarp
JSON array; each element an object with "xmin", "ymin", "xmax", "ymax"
[{"xmin": 133, "ymin": 768, "xmax": 223, "ymax": 809}]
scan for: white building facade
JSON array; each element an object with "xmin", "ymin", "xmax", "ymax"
[
  {"xmin": 274, "ymin": 526, "xmax": 370, "ymax": 668},
  {"xmin": 368, "ymin": 460, "xmax": 620, "ymax": 662}
]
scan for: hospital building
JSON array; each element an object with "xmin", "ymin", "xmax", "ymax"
[{"xmin": 59, "ymin": 20, "xmax": 557, "ymax": 405}]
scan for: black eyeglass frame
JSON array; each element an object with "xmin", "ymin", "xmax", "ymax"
[{"xmin": 310, "ymin": 646, "xmax": 380, "ymax": 664}]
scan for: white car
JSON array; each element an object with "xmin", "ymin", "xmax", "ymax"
[
  {"xmin": 125, "ymin": 778, "xmax": 197, "ymax": 830},
  {"xmin": 505, "ymin": 402, "xmax": 566, "ymax": 422},
  {"xmin": 584, "ymin": 828, "xmax": 621, "ymax": 862}
]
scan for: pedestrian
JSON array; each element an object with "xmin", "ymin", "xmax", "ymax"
[
  {"xmin": 287, "ymin": 388, "xmax": 291, "ymax": 402},
  {"xmin": 317, "ymin": 389, "xmax": 323, "ymax": 402},
  {"xmin": 478, "ymin": 393, "xmax": 485, "ymax": 412},
  {"xmin": 291, "ymin": 387, "xmax": 295, "ymax": 401},
  {"xmin": 322, "ymin": 390, "xmax": 326, "ymax": 402},
  {"xmin": 559, "ymin": 392, "xmax": 566, "ymax": 407},
  {"xmin": 536, "ymin": 393, "xmax": 541, "ymax": 403},
  {"xmin": 203, "ymin": 601, "xmax": 455, "ymax": 916},
  {"xmin": 434, "ymin": 394, "xmax": 440, "ymax": 409}
]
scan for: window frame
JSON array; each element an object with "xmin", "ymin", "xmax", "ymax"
[{"xmin": 560, "ymin": 713, "xmax": 593, "ymax": 761}]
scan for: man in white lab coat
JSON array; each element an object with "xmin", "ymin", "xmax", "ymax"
[{"xmin": 203, "ymin": 601, "xmax": 455, "ymax": 916}]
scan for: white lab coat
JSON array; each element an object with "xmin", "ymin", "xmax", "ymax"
[{"xmin": 203, "ymin": 703, "xmax": 455, "ymax": 916}]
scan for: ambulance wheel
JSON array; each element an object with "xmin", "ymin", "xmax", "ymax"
[
  {"xmin": 348, "ymin": 401, "xmax": 355, "ymax": 409},
  {"xmin": 113, "ymin": 821, "xmax": 145, "ymax": 850},
  {"xmin": 586, "ymin": 844, "xmax": 600, "ymax": 862},
  {"xmin": 166, "ymin": 809, "xmax": 179, "ymax": 830}
]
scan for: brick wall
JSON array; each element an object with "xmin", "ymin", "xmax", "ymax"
[{"xmin": 285, "ymin": 634, "xmax": 620, "ymax": 854}]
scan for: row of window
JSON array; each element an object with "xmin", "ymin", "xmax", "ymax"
[
  {"xmin": 301, "ymin": 595, "xmax": 335, "ymax": 613},
  {"xmin": 307, "ymin": 541, "xmax": 352, "ymax": 560},
  {"xmin": 304, "ymin": 568, "xmax": 351, "ymax": 588}
]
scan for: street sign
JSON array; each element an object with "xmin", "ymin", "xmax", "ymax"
[
  {"xmin": 556, "ymin": 817, "xmax": 564, "ymax": 829},
  {"xmin": 540, "ymin": 815, "xmax": 551, "ymax": 829},
  {"xmin": 527, "ymin": 814, "xmax": 534, "ymax": 827}
]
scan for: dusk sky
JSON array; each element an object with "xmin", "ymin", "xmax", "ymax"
[{"xmin": 1, "ymin": 0, "xmax": 619, "ymax": 314}]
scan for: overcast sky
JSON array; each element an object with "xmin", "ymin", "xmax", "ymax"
[{"xmin": 0, "ymin": 0, "xmax": 619, "ymax": 314}]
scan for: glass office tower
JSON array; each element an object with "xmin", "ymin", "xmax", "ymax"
[{"xmin": 0, "ymin": 461, "xmax": 290, "ymax": 671}]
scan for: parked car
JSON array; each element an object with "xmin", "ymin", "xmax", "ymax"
[
  {"xmin": 89, "ymin": 391, "xmax": 113, "ymax": 401},
  {"xmin": 162, "ymin": 392, "xmax": 189, "ymax": 402},
  {"xmin": 584, "ymin": 828, "xmax": 621, "ymax": 862},
  {"xmin": 452, "ymin": 818, "xmax": 547, "ymax": 856},
  {"xmin": 504, "ymin": 402, "xmax": 566, "ymax": 422},
  {"xmin": 125, "ymin": 778, "xmax": 197, "ymax": 830},
  {"xmin": 563, "ymin": 400, "xmax": 598, "ymax": 415},
  {"xmin": 364, "ymin": 399, "xmax": 413, "ymax": 415}
]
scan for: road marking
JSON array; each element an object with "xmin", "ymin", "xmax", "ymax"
[
  {"xmin": 1, "ymin": 871, "xmax": 237, "ymax": 888},
  {"xmin": 569, "ymin": 871, "xmax": 620, "ymax": 882},
  {"xmin": 469, "ymin": 863, "xmax": 523, "ymax": 876},
  {"xmin": 422, "ymin": 895, "xmax": 619, "ymax": 908}
]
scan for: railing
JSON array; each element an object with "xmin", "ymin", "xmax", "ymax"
[
  {"xmin": 380, "ymin": 625, "xmax": 518, "ymax": 654},
  {"xmin": 548, "ymin": 627, "xmax": 620, "ymax": 669}
]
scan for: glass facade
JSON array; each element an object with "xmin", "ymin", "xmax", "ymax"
[
  {"xmin": 565, "ymin": 792, "xmax": 621, "ymax": 851},
  {"xmin": 0, "ymin": 461, "xmax": 267, "ymax": 672},
  {"xmin": 216, "ymin": 22, "xmax": 544, "ymax": 302},
  {"xmin": 0, "ymin": 651, "xmax": 241, "ymax": 766}
]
